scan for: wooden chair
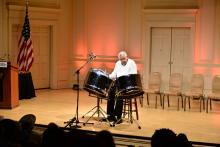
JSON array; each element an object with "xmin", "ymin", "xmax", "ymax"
[
  {"xmin": 207, "ymin": 75, "xmax": 220, "ymax": 113},
  {"xmin": 184, "ymin": 74, "xmax": 204, "ymax": 112},
  {"xmin": 163, "ymin": 73, "xmax": 183, "ymax": 110},
  {"xmin": 144, "ymin": 72, "xmax": 162, "ymax": 108}
]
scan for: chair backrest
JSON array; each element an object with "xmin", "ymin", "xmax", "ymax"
[
  {"xmin": 169, "ymin": 73, "xmax": 182, "ymax": 92},
  {"xmin": 148, "ymin": 72, "xmax": 161, "ymax": 91},
  {"xmin": 212, "ymin": 75, "xmax": 220, "ymax": 94},
  {"xmin": 190, "ymin": 74, "xmax": 204, "ymax": 94}
]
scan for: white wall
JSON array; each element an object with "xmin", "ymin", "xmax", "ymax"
[
  {"xmin": 56, "ymin": 0, "xmax": 73, "ymax": 88},
  {"xmin": 193, "ymin": 0, "xmax": 220, "ymax": 90}
]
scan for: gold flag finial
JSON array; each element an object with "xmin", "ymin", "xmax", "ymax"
[{"xmin": 25, "ymin": 0, "xmax": 29, "ymax": 6}]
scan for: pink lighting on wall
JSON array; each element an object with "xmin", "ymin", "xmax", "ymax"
[
  {"xmin": 193, "ymin": 67, "xmax": 207, "ymax": 74},
  {"xmin": 87, "ymin": 0, "xmax": 124, "ymax": 57},
  {"xmin": 211, "ymin": 68, "xmax": 220, "ymax": 76}
]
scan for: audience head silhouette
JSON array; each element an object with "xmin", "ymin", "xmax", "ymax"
[
  {"xmin": 42, "ymin": 122, "xmax": 66, "ymax": 147},
  {"xmin": 19, "ymin": 114, "xmax": 42, "ymax": 147},
  {"xmin": 19, "ymin": 114, "xmax": 36, "ymax": 132},
  {"xmin": 151, "ymin": 128, "xmax": 177, "ymax": 147},
  {"xmin": 96, "ymin": 130, "xmax": 115, "ymax": 147},
  {"xmin": 0, "ymin": 118, "xmax": 22, "ymax": 147},
  {"xmin": 176, "ymin": 133, "xmax": 192, "ymax": 147}
]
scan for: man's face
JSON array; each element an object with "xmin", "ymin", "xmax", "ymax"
[{"xmin": 120, "ymin": 56, "xmax": 128, "ymax": 66}]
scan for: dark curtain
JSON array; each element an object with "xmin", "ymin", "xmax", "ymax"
[{"xmin": 19, "ymin": 72, "xmax": 36, "ymax": 99}]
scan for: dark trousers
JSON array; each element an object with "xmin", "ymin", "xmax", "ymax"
[
  {"xmin": 0, "ymin": 79, "xmax": 2, "ymax": 101},
  {"xmin": 106, "ymin": 84, "xmax": 123, "ymax": 120}
]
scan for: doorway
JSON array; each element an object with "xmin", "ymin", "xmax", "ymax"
[{"xmin": 150, "ymin": 27, "xmax": 192, "ymax": 90}]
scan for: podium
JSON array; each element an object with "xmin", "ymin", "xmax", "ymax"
[{"xmin": 0, "ymin": 62, "xmax": 19, "ymax": 109}]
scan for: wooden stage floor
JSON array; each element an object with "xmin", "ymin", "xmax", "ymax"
[{"xmin": 0, "ymin": 89, "xmax": 220, "ymax": 144}]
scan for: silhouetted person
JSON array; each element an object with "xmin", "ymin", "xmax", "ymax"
[
  {"xmin": 151, "ymin": 128, "xmax": 177, "ymax": 147},
  {"xmin": 0, "ymin": 118, "xmax": 22, "ymax": 147},
  {"xmin": 19, "ymin": 114, "xmax": 41, "ymax": 147},
  {"xmin": 42, "ymin": 122, "xmax": 66, "ymax": 147},
  {"xmin": 176, "ymin": 133, "xmax": 192, "ymax": 147},
  {"xmin": 66, "ymin": 129, "xmax": 98, "ymax": 147},
  {"xmin": 96, "ymin": 130, "xmax": 115, "ymax": 147}
]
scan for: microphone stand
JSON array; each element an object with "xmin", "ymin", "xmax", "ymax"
[{"xmin": 64, "ymin": 55, "xmax": 95, "ymax": 128}]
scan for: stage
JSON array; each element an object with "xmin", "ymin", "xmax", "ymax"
[{"xmin": 0, "ymin": 89, "xmax": 220, "ymax": 144}]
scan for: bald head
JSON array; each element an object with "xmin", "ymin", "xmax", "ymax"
[
  {"xmin": 118, "ymin": 51, "xmax": 127, "ymax": 60},
  {"xmin": 118, "ymin": 51, "xmax": 128, "ymax": 66}
]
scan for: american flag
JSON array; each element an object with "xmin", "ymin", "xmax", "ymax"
[{"xmin": 17, "ymin": 4, "xmax": 34, "ymax": 73}]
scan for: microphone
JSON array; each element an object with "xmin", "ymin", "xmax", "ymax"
[
  {"xmin": 88, "ymin": 52, "xmax": 96, "ymax": 61},
  {"xmin": 91, "ymin": 52, "xmax": 96, "ymax": 59}
]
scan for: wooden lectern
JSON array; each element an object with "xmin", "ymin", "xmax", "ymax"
[{"xmin": 0, "ymin": 62, "xmax": 19, "ymax": 109}]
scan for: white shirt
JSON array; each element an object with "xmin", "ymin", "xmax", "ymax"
[{"xmin": 109, "ymin": 58, "xmax": 137, "ymax": 79}]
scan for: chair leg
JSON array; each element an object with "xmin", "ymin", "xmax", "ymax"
[
  {"xmin": 155, "ymin": 95, "xmax": 158, "ymax": 108},
  {"xmin": 167, "ymin": 95, "xmax": 170, "ymax": 107},
  {"xmin": 162, "ymin": 94, "xmax": 165, "ymax": 109},
  {"xmin": 122, "ymin": 99, "xmax": 127, "ymax": 118},
  {"xmin": 139, "ymin": 95, "xmax": 143, "ymax": 107},
  {"xmin": 134, "ymin": 98, "xmax": 139, "ymax": 120},
  {"xmin": 188, "ymin": 97, "xmax": 191, "ymax": 109},
  {"xmin": 210, "ymin": 98, "xmax": 212, "ymax": 110},
  {"xmin": 159, "ymin": 94, "xmax": 162, "ymax": 106},
  {"xmin": 184, "ymin": 96, "xmax": 186, "ymax": 111},
  {"xmin": 199, "ymin": 97, "xmax": 201, "ymax": 112},
  {"xmin": 178, "ymin": 96, "xmax": 183, "ymax": 110},
  {"xmin": 178, "ymin": 97, "xmax": 179, "ymax": 110},
  {"xmin": 146, "ymin": 94, "xmax": 149, "ymax": 106},
  {"xmin": 206, "ymin": 98, "xmax": 209, "ymax": 113},
  {"xmin": 128, "ymin": 99, "xmax": 131, "ymax": 120},
  {"xmin": 181, "ymin": 96, "xmax": 183, "ymax": 108}
]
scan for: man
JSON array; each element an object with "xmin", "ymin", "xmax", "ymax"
[{"xmin": 106, "ymin": 51, "xmax": 137, "ymax": 123}]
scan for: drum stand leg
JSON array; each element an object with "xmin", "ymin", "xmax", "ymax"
[{"xmin": 82, "ymin": 97, "xmax": 113, "ymax": 127}]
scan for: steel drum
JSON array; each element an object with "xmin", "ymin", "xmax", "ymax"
[
  {"xmin": 116, "ymin": 74, "xmax": 144, "ymax": 98},
  {"xmin": 84, "ymin": 68, "xmax": 113, "ymax": 98}
]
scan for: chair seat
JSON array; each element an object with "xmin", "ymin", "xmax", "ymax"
[
  {"xmin": 163, "ymin": 90, "xmax": 181, "ymax": 96},
  {"xmin": 184, "ymin": 92, "xmax": 203, "ymax": 97},
  {"xmin": 207, "ymin": 93, "xmax": 220, "ymax": 100},
  {"xmin": 144, "ymin": 89, "xmax": 160, "ymax": 94}
]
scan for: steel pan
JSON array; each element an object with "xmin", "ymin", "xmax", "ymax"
[
  {"xmin": 116, "ymin": 74, "xmax": 144, "ymax": 98},
  {"xmin": 84, "ymin": 68, "xmax": 113, "ymax": 98}
]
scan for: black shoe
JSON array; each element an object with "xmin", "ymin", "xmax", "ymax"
[{"xmin": 108, "ymin": 117, "xmax": 116, "ymax": 122}]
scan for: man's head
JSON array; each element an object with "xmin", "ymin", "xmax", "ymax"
[{"xmin": 118, "ymin": 51, "xmax": 128, "ymax": 66}]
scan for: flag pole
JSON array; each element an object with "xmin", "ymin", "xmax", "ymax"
[
  {"xmin": 17, "ymin": 0, "xmax": 36, "ymax": 99},
  {"xmin": 25, "ymin": 0, "xmax": 29, "ymax": 20},
  {"xmin": 25, "ymin": 0, "xmax": 29, "ymax": 6}
]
